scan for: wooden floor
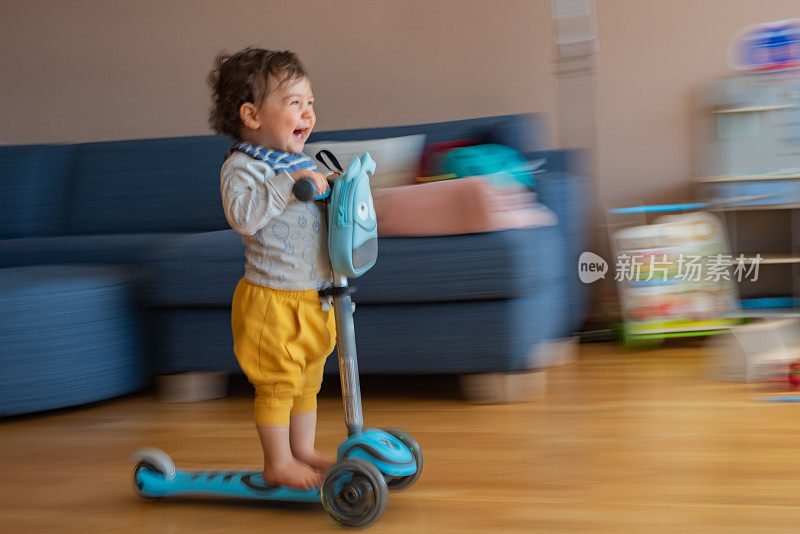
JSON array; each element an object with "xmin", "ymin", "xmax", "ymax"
[{"xmin": 3, "ymin": 341, "xmax": 800, "ymax": 533}]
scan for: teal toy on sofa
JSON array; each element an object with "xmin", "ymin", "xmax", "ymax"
[{"xmin": 441, "ymin": 143, "xmax": 538, "ymax": 189}]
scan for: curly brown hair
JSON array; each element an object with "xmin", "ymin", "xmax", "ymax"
[{"xmin": 208, "ymin": 48, "xmax": 309, "ymax": 139}]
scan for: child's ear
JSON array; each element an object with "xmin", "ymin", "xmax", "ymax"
[{"xmin": 239, "ymin": 102, "xmax": 260, "ymax": 130}]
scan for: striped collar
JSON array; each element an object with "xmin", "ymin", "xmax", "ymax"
[{"xmin": 229, "ymin": 141, "xmax": 316, "ymax": 174}]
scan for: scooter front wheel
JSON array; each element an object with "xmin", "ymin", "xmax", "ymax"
[
  {"xmin": 383, "ymin": 428, "xmax": 423, "ymax": 490},
  {"xmin": 322, "ymin": 458, "xmax": 388, "ymax": 528}
]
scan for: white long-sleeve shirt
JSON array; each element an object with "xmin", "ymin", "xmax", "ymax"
[{"xmin": 220, "ymin": 151, "xmax": 332, "ymax": 290}]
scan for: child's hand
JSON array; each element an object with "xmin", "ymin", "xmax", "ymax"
[
  {"xmin": 290, "ymin": 169, "xmax": 328, "ymax": 195},
  {"xmin": 326, "ymin": 171, "xmax": 341, "ymax": 187}
]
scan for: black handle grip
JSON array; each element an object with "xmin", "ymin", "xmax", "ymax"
[
  {"xmin": 315, "ymin": 149, "xmax": 343, "ymax": 173},
  {"xmin": 292, "ymin": 177, "xmax": 317, "ymax": 201}
]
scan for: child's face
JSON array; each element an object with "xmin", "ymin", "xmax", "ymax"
[{"xmin": 250, "ymin": 75, "xmax": 316, "ymax": 154}]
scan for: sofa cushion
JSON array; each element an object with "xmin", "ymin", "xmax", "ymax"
[
  {"xmin": 0, "ymin": 233, "xmax": 188, "ymax": 269},
  {"xmin": 150, "ymin": 287, "xmax": 568, "ymax": 375},
  {"xmin": 143, "ymin": 227, "xmax": 563, "ymax": 307},
  {"xmin": 355, "ymin": 227, "xmax": 563, "ymax": 303},
  {"xmin": 142, "ymin": 230, "xmax": 245, "ymax": 307},
  {"xmin": 0, "ymin": 144, "xmax": 75, "ymax": 239},
  {"xmin": 328, "ymin": 290, "xmax": 568, "ymax": 374},
  {"xmin": 66, "ymin": 136, "xmax": 231, "ymax": 234}
]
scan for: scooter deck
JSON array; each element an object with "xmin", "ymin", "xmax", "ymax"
[{"xmin": 135, "ymin": 467, "xmax": 321, "ymax": 503}]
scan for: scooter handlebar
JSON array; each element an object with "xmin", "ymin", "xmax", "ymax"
[
  {"xmin": 292, "ymin": 177, "xmax": 317, "ymax": 201},
  {"xmin": 292, "ymin": 177, "xmax": 332, "ymax": 201}
]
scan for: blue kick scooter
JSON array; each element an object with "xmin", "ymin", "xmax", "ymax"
[{"xmin": 131, "ymin": 155, "xmax": 422, "ymax": 528}]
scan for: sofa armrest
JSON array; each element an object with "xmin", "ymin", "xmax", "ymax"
[{"xmin": 524, "ymin": 149, "xmax": 592, "ymax": 335}]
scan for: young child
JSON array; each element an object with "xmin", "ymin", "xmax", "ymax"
[{"xmin": 208, "ymin": 48, "xmax": 336, "ymax": 490}]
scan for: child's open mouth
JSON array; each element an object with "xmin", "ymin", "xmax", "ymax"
[{"xmin": 293, "ymin": 128, "xmax": 307, "ymax": 140}]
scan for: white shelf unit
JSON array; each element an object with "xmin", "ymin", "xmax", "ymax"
[{"xmin": 709, "ymin": 204, "xmax": 800, "ymax": 313}]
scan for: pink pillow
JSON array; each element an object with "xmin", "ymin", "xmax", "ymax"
[{"xmin": 373, "ymin": 177, "xmax": 556, "ymax": 237}]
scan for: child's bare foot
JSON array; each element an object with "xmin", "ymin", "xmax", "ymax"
[
  {"xmin": 294, "ymin": 450, "xmax": 336, "ymax": 473},
  {"xmin": 263, "ymin": 457, "xmax": 322, "ymax": 490}
]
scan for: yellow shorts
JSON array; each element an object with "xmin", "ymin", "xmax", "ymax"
[{"xmin": 231, "ymin": 279, "xmax": 336, "ymax": 426}]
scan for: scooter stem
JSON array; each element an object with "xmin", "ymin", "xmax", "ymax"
[{"xmin": 331, "ymin": 271, "xmax": 363, "ymax": 436}]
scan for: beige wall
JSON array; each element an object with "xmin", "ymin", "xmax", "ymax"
[
  {"xmin": 4, "ymin": 0, "xmax": 799, "ymax": 210},
  {"xmin": 595, "ymin": 0, "xmax": 800, "ymax": 208},
  {"xmin": 0, "ymin": 0, "xmax": 556, "ymax": 145}
]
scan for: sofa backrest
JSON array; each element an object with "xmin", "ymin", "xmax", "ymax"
[
  {"xmin": 1, "ymin": 113, "xmax": 547, "ymax": 237},
  {"xmin": 66, "ymin": 136, "xmax": 231, "ymax": 234},
  {"xmin": 0, "ymin": 144, "xmax": 76, "ymax": 239},
  {"xmin": 307, "ymin": 113, "xmax": 546, "ymax": 154}
]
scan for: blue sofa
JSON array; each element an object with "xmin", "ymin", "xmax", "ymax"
[{"xmin": 0, "ymin": 114, "xmax": 589, "ymax": 410}]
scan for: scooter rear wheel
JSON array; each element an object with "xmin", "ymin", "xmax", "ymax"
[
  {"xmin": 384, "ymin": 428, "xmax": 423, "ymax": 490},
  {"xmin": 130, "ymin": 447, "xmax": 175, "ymax": 502},
  {"xmin": 322, "ymin": 458, "xmax": 388, "ymax": 528},
  {"xmin": 132, "ymin": 462, "xmax": 162, "ymax": 502}
]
